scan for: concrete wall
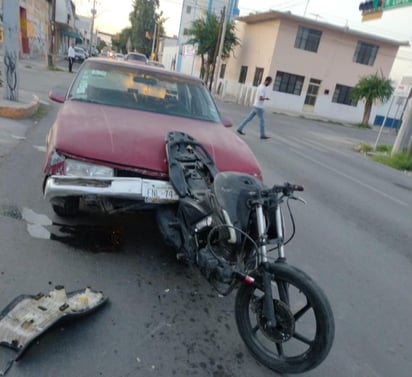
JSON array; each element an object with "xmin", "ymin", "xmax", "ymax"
[
  {"xmin": 23, "ymin": 0, "xmax": 49, "ymax": 57},
  {"xmin": 218, "ymin": 13, "xmax": 402, "ymax": 124}
]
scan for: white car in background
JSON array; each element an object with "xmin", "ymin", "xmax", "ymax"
[{"xmin": 74, "ymin": 47, "xmax": 87, "ymax": 63}]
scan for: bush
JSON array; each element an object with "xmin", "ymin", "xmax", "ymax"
[{"xmin": 358, "ymin": 143, "xmax": 373, "ymax": 153}]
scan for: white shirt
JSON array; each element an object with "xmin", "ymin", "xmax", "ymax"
[
  {"xmin": 68, "ymin": 46, "xmax": 75, "ymax": 58},
  {"xmin": 253, "ymin": 83, "xmax": 268, "ymax": 108}
]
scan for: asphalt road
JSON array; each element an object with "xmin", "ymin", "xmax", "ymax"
[{"xmin": 0, "ymin": 61, "xmax": 411, "ymax": 376}]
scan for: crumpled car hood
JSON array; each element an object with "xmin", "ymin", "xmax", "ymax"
[{"xmin": 47, "ymin": 102, "xmax": 262, "ymax": 178}]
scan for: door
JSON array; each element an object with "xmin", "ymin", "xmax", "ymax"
[{"xmin": 303, "ymin": 78, "xmax": 321, "ymax": 112}]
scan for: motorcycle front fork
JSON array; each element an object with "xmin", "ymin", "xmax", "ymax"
[{"xmin": 255, "ymin": 203, "xmax": 286, "ymax": 328}]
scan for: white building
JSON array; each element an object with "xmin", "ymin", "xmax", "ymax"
[{"xmin": 174, "ymin": 0, "xmax": 239, "ymax": 72}]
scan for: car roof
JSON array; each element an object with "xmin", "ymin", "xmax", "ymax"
[
  {"xmin": 83, "ymin": 57, "xmax": 204, "ymax": 83},
  {"xmin": 126, "ymin": 52, "xmax": 146, "ymax": 57}
]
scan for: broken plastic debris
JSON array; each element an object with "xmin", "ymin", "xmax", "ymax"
[{"xmin": 0, "ymin": 286, "xmax": 107, "ymax": 374}]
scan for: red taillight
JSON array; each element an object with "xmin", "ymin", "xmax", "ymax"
[{"xmin": 244, "ymin": 275, "xmax": 255, "ymax": 284}]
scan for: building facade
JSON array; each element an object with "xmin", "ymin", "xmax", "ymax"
[
  {"xmin": 175, "ymin": 0, "xmax": 239, "ymax": 73},
  {"xmin": 0, "ymin": 0, "xmax": 87, "ymax": 60},
  {"xmin": 0, "ymin": 0, "xmax": 50, "ymax": 57},
  {"xmin": 217, "ymin": 11, "xmax": 408, "ymax": 124}
]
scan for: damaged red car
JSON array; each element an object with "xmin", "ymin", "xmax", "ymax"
[{"xmin": 43, "ymin": 58, "xmax": 262, "ymax": 217}]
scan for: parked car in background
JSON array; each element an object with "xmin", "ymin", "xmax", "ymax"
[
  {"xmin": 74, "ymin": 46, "xmax": 87, "ymax": 63},
  {"xmin": 44, "ymin": 58, "xmax": 262, "ymax": 217},
  {"xmin": 125, "ymin": 52, "xmax": 148, "ymax": 65},
  {"xmin": 76, "ymin": 45, "xmax": 90, "ymax": 58},
  {"xmin": 148, "ymin": 60, "xmax": 165, "ymax": 68},
  {"xmin": 114, "ymin": 53, "xmax": 124, "ymax": 61}
]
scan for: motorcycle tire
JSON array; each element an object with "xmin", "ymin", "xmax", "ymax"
[{"xmin": 235, "ymin": 262, "xmax": 334, "ymax": 374}]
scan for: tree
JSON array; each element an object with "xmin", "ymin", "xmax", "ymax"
[
  {"xmin": 129, "ymin": 0, "xmax": 165, "ymax": 58},
  {"xmin": 96, "ymin": 38, "xmax": 107, "ymax": 53},
  {"xmin": 185, "ymin": 13, "xmax": 239, "ymax": 88},
  {"xmin": 111, "ymin": 28, "xmax": 132, "ymax": 54},
  {"xmin": 351, "ymin": 72, "xmax": 394, "ymax": 125}
]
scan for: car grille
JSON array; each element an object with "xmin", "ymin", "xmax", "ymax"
[{"xmin": 115, "ymin": 168, "xmax": 167, "ymax": 180}]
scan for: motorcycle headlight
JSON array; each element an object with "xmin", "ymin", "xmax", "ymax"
[{"xmin": 65, "ymin": 159, "xmax": 114, "ymax": 177}]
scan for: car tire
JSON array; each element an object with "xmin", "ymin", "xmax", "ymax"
[{"xmin": 52, "ymin": 197, "xmax": 80, "ymax": 217}]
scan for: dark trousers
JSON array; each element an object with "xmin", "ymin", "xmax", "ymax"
[{"xmin": 68, "ymin": 57, "xmax": 74, "ymax": 72}]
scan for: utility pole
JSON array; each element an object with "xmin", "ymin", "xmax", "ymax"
[
  {"xmin": 212, "ymin": 0, "xmax": 229, "ymax": 94},
  {"xmin": 89, "ymin": 0, "xmax": 97, "ymax": 55},
  {"xmin": 151, "ymin": 22, "xmax": 157, "ymax": 60},
  {"xmin": 48, "ymin": 0, "xmax": 56, "ymax": 67},
  {"xmin": 392, "ymin": 97, "xmax": 412, "ymax": 155},
  {"xmin": 304, "ymin": 0, "xmax": 310, "ymax": 16},
  {"xmin": 3, "ymin": 0, "xmax": 19, "ymax": 101}
]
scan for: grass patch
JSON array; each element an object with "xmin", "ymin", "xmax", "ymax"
[
  {"xmin": 30, "ymin": 104, "xmax": 49, "ymax": 120},
  {"xmin": 355, "ymin": 142, "xmax": 412, "ymax": 171},
  {"xmin": 371, "ymin": 152, "xmax": 412, "ymax": 171},
  {"xmin": 48, "ymin": 65, "xmax": 64, "ymax": 72},
  {"xmin": 297, "ymin": 115, "xmax": 345, "ymax": 125},
  {"xmin": 353, "ymin": 122, "xmax": 372, "ymax": 129},
  {"xmin": 375, "ymin": 144, "xmax": 392, "ymax": 153}
]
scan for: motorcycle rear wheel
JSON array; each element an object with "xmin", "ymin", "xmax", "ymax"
[{"xmin": 235, "ymin": 262, "xmax": 334, "ymax": 374}]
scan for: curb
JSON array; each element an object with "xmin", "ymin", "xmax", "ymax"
[{"xmin": 0, "ymin": 94, "xmax": 40, "ymax": 119}]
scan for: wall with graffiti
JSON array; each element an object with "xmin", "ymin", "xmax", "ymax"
[{"xmin": 20, "ymin": 0, "xmax": 49, "ymax": 57}]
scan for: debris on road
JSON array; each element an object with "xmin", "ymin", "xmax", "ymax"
[{"xmin": 0, "ymin": 286, "xmax": 107, "ymax": 375}]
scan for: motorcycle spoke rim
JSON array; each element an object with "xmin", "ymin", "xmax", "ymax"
[{"xmin": 249, "ymin": 282, "xmax": 318, "ymax": 359}]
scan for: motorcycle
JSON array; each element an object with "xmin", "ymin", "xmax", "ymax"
[{"xmin": 157, "ymin": 131, "xmax": 335, "ymax": 374}]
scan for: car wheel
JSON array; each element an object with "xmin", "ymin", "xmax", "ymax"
[{"xmin": 52, "ymin": 197, "xmax": 80, "ymax": 217}]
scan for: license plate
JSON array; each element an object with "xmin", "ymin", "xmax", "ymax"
[{"xmin": 142, "ymin": 180, "xmax": 179, "ymax": 202}]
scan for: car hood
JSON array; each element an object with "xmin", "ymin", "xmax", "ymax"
[{"xmin": 49, "ymin": 102, "xmax": 262, "ymax": 178}]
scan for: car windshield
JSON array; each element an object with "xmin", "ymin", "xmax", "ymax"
[{"xmin": 67, "ymin": 61, "xmax": 221, "ymax": 123}]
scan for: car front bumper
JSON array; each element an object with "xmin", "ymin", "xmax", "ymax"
[{"xmin": 44, "ymin": 175, "xmax": 179, "ymax": 204}]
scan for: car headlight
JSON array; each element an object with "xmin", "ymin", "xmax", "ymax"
[{"xmin": 65, "ymin": 159, "xmax": 114, "ymax": 177}]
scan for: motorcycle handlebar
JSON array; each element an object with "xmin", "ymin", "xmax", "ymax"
[
  {"xmin": 270, "ymin": 182, "xmax": 304, "ymax": 196},
  {"xmin": 249, "ymin": 182, "xmax": 304, "ymax": 202}
]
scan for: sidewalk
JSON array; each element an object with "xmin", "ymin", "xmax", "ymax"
[
  {"xmin": 0, "ymin": 53, "xmax": 64, "ymax": 161},
  {"xmin": 0, "ymin": 54, "xmax": 45, "ymax": 119},
  {"xmin": 0, "ymin": 53, "xmax": 70, "ymax": 119}
]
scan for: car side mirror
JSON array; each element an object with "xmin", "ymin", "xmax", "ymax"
[
  {"xmin": 49, "ymin": 87, "xmax": 67, "ymax": 103},
  {"xmin": 221, "ymin": 116, "xmax": 233, "ymax": 128}
]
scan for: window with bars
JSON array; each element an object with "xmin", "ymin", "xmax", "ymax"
[
  {"xmin": 273, "ymin": 71, "xmax": 304, "ymax": 95},
  {"xmin": 332, "ymin": 84, "xmax": 358, "ymax": 106},
  {"xmin": 238, "ymin": 66, "xmax": 248, "ymax": 83},
  {"xmin": 353, "ymin": 41, "xmax": 379, "ymax": 66},
  {"xmin": 253, "ymin": 68, "xmax": 264, "ymax": 87},
  {"xmin": 294, "ymin": 26, "xmax": 322, "ymax": 53}
]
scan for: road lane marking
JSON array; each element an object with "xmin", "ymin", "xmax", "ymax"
[{"xmin": 291, "ymin": 148, "xmax": 409, "ymax": 207}]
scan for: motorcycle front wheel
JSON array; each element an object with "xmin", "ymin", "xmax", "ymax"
[{"xmin": 235, "ymin": 262, "xmax": 334, "ymax": 374}]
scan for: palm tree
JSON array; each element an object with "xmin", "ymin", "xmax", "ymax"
[
  {"xmin": 351, "ymin": 72, "xmax": 394, "ymax": 125},
  {"xmin": 185, "ymin": 13, "xmax": 239, "ymax": 88}
]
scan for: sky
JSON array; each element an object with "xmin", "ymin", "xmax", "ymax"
[
  {"xmin": 74, "ymin": 0, "xmax": 412, "ymax": 41},
  {"xmin": 74, "ymin": 0, "xmax": 412, "ymax": 80}
]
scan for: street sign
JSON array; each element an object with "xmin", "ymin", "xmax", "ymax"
[
  {"xmin": 383, "ymin": 0, "xmax": 412, "ymax": 9},
  {"xmin": 360, "ymin": 0, "xmax": 412, "ymax": 21},
  {"xmin": 393, "ymin": 84, "xmax": 411, "ymax": 98}
]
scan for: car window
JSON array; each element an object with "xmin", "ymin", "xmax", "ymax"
[
  {"xmin": 67, "ymin": 62, "xmax": 221, "ymax": 123},
  {"xmin": 126, "ymin": 54, "xmax": 147, "ymax": 62}
]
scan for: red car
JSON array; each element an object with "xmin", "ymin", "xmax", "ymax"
[{"xmin": 44, "ymin": 58, "xmax": 262, "ymax": 217}]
